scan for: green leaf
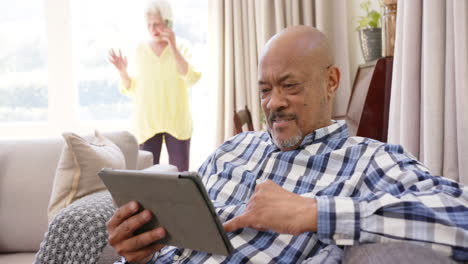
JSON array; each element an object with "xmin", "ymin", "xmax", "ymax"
[
  {"xmin": 369, "ymin": 10, "xmax": 381, "ymax": 22},
  {"xmin": 360, "ymin": 17, "xmax": 370, "ymax": 28},
  {"xmin": 360, "ymin": 1, "xmax": 370, "ymax": 12},
  {"xmin": 356, "ymin": 0, "xmax": 382, "ymax": 30}
]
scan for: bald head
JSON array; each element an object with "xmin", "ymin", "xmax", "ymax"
[
  {"xmin": 260, "ymin": 26, "xmax": 334, "ymax": 72},
  {"xmin": 258, "ymin": 26, "xmax": 340, "ymax": 151}
]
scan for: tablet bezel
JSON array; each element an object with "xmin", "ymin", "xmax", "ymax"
[{"xmin": 98, "ymin": 168, "xmax": 234, "ymax": 256}]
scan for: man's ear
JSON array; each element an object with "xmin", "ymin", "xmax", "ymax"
[{"xmin": 326, "ymin": 66, "xmax": 340, "ymax": 101}]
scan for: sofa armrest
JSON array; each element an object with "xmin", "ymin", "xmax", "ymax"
[
  {"xmin": 143, "ymin": 164, "xmax": 179, "ymax": 172},
  {"xmin": 136, "ymin": 150, "xmax": 153, "ymax": 170}
]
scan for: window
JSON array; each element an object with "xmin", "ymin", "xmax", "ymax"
[
  {"xmin": 0, "ymin": 0, "xmax": 48, "ymax": 122},
  {"xmin": 1, "ymin": 0, "xmax": 214, "ymax": 170},
  {"xmin": 71, "ymin": 0, "xmax": 144, "ymax": 120},
  {"xmin": 71, "ymin": 0, "xmax": 212, "ymax": 168}
]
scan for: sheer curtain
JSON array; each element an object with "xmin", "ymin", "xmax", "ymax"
[
  {"xmin": 208, "ymin": 0, "xmax": 352, "ymax": 145},
  {"xmin": 388, "ymin": 0, "xmax": 468, "ymax": 183}
]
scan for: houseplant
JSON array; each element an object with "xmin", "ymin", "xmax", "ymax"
[{"xmin": 356, "ymin": 0, "xmax": 382, "ymax": 62}]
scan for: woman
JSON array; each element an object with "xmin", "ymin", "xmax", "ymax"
[{"xmin": 109, "ymin": 0, "xmax": 201, "ymax": 172}]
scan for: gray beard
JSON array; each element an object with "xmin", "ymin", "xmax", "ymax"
[{"xmin": 271, "ymin": 133, "xmax": 303, "ymax": 150}]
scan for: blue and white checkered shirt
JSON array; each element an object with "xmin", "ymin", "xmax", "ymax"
[{"xmin": 149, "ymin": 120, "xmax": 468, "ymax": 263}]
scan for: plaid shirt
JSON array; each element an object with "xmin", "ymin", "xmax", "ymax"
[{"xmin": 147, "ymin": 120, "xmax": 468, "ymax": 263}]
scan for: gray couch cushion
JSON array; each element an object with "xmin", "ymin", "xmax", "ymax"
[
  {"xmin": 0, "ymin": 138, "xmax": 64, "ymax": 253},
  {"xmin": 344, "ymin": 242, "xmax": 459, "ymax": 264},
  {"xmin": 0, "ymin": 252, "xmax": 36, "ymax": 264},
  {"xmin": 0, "ymin": 131, "xmax": 139, "ymax": 254}
]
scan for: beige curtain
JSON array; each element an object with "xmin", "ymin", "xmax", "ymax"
[
  {"xmin": 209, "ymin": 0, "xmax": 352, "ymax": 145},
  {"xmin": 388, "ymin": 0, "xmax": 468, "ymax": 184}
]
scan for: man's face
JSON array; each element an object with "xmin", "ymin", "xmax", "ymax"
[{"xmin": 259, "ymin": 52, "xmax": 329, "ymax": 151}]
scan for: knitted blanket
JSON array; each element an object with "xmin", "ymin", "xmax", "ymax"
[{"xmin": 35, "ymin": 191, "xmax": 116, "ymax": 264}]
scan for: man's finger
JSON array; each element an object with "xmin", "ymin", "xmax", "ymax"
[
  {"xmin": 122, "ymin": 240, "xmax": 166, "ymax": 264},
  {"xmin": 118, "ymin": 227, "xmax": 166, "ymax": 253},
  {"xmin": 224, "ymin": 213, "xmax": 250, "ymax": 232},
  {"xmin": 113, "ymin": 209, "xmax": 153, "ymax": 242},
  {"xmin": 107, "ymin": 201, "xmax": 139, "ymax": 230}
]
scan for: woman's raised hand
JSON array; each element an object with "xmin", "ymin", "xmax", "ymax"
[{"xmin": 108, "ymin": 48, "xmax": 128, "ymax": 74}]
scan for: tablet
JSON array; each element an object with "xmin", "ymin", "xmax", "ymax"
[{"xmin": 98, "ymin": 168, "xmax": 234, "ymax": 256}]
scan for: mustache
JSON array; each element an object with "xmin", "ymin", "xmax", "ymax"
[{"xmin": 268, "ymin": 112, "xmax": 297, "ymax": 122}]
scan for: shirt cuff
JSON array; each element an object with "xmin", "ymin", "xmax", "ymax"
[
  {"xmin": 119, "ymin": 78, "xmax": 134, "ymax": 97},
  {"xmin": 315, "ymin": 196, "xmax": 360, "ymax": 245},
  {"xmin": 180, "ymin": 65, "xmax": 201, "ymax": 87},
  {"xmin": 116, "ymin": 251, "xmax": 159, "ymax": 264}
]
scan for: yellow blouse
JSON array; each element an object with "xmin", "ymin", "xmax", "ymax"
[{"xmin": 120, "ymin": 42, "xmax": 201, "ymax": 144}]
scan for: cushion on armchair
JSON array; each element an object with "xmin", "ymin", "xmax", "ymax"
[{"xmin": 47, "ymin": 131, "xmax": 126, "ymax": 222}]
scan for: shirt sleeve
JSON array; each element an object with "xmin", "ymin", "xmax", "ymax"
[
  {"xmin": 180, "ymin": 64, "xmax": 201, "ymax": 88},
  {"xmin": 119, "ymin": 77, "xmax": 135, "ymax": 97},
  {"xmin": 118, "ymin": 45, "xmax": 140, "ymax": 97},
  {"xmin": 177, "ymin": 41, "xmax": 201, "ymax": 88},
  {"xmin": 314, "ymin": 144, "xmax": 468, "ymax": 261}
]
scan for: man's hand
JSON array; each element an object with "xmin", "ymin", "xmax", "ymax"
[
  {"xmin": 107, "ymin": 201, "xmax": 166, "ymax": 264},
  {"xmin": 224, "ymin": 180, "xmax": 318, "ymax": 235}
]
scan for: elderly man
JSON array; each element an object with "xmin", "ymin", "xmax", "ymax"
[{"xmin": 107, "ymin": 26, "xmax": 468, "ymax": 263}]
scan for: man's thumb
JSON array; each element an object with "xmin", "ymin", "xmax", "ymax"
[{"xmin": 223, "ymin": 215, "xmax": 245, "ymax": 232}]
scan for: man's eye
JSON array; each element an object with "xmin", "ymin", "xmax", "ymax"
[
  {"xmin": 284, "ymin": 83, "xmax": 298, "ymax": 88},
  {"xmin": 260, "ymin": 88, "xmax": 271, "ymax": 97}
]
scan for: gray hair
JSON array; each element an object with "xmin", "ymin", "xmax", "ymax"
[{"xmin": 144, "ymin": 0, "xmax": 173, "ymax": 23}]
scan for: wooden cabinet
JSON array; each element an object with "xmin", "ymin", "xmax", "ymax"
[{"xmin": 342, "ymin": 56, "xmax": 394, "ymax": 142}]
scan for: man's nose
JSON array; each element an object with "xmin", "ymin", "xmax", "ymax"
[{"xmin": 266, "ymin": 88, "xmax": 288, "ymax": 111}]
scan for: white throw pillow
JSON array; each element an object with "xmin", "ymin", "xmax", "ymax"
[{"xmin": 47, "ymin": 130, "xmax": 126, "ymax": 222}]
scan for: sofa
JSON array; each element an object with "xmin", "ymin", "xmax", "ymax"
[
  {"xmin": 0, "ymin": 131, "xmax": 153, "ymax": 264},
  {"xmin": 0, "ymin": 131, "xmax": 460, "ymax": 264}
]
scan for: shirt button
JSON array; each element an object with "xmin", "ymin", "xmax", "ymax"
[{"xmin": 173, "ymin": 255, "xmax": 179, "ymax": 261}]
